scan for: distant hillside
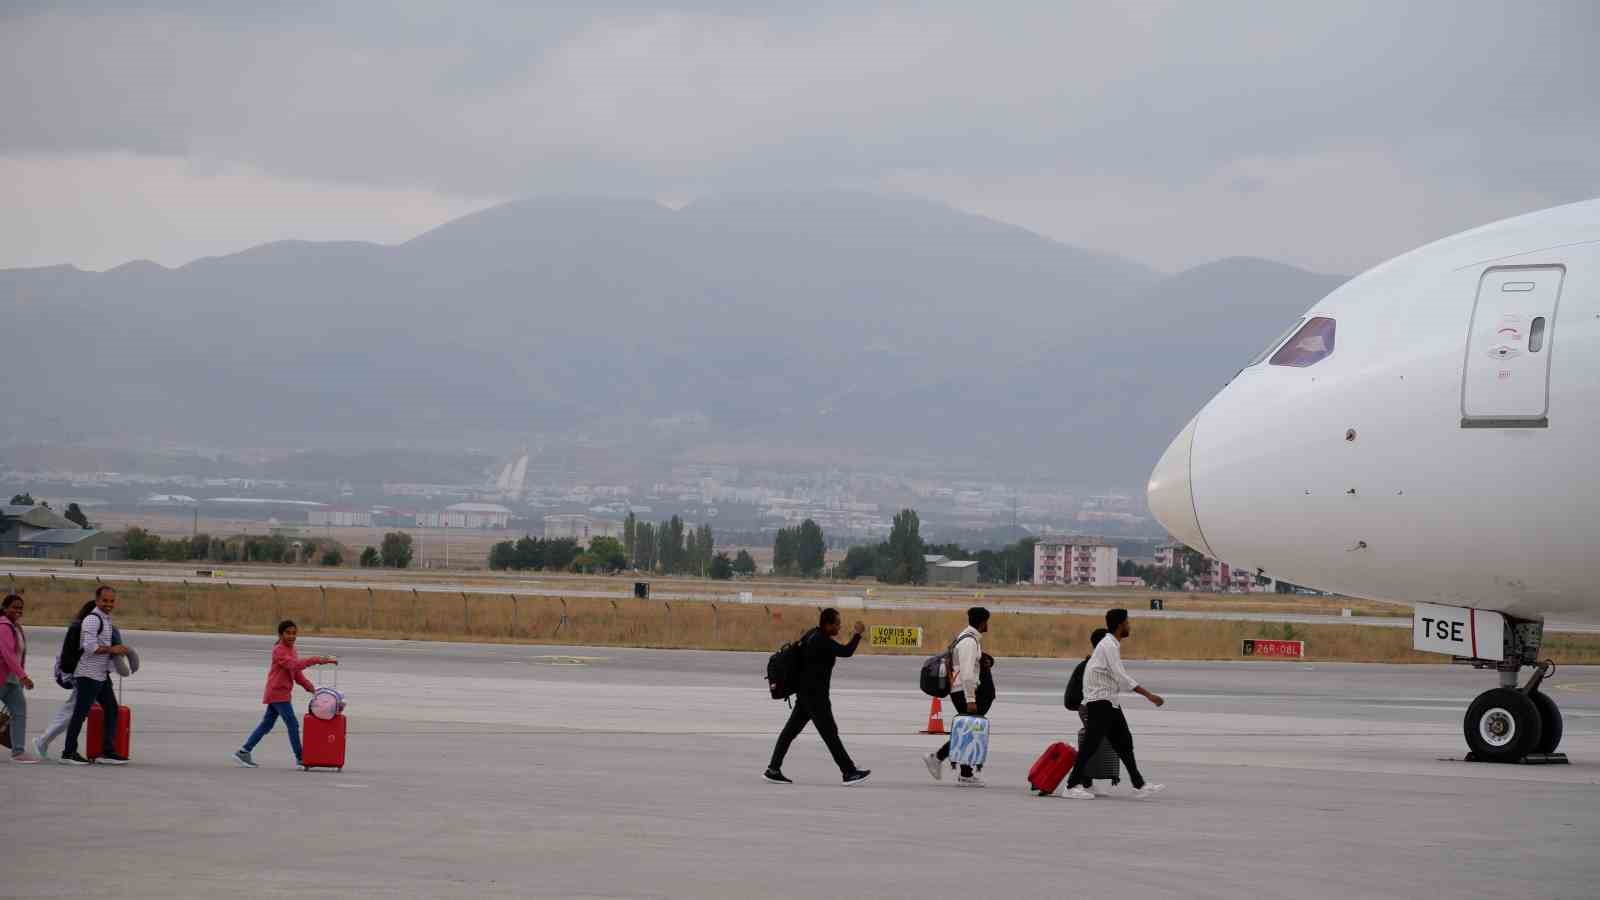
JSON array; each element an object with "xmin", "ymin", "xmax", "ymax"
[{"xmin": 0, "ymin": 192, "xmax": 1343, "ymax": 488}]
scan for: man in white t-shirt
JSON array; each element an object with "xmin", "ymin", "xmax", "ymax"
[{"xmin": 1060, "ymin": 608, "xmax": 1165, "ymax": 800}]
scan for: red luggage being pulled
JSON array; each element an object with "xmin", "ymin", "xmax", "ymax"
[
  {"xmin": 301, "ymin": 713, "xmax": 346, "ymax": 771},
  {"xmin": 86, "ymin": 704, "xmax": 132, "ymax": 761},
  {"xmin": 1027, "ymin": 741, "xmax": 1077, "ymax": 795}
]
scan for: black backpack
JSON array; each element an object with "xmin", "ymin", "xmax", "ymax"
[
  {"xmin": 767, "ymin": 629, "xmax": 815, "ymax": 700},
  {"xmin": 57, "ymin": 611, "xmax": 104, "ymax": 676},
  {"xmin": 919, "ymin": 632, "xmax": 976, "ymax": 698},
  {"xmin": 1064, "ymin": 656, "xmax": 1089, "ymax": 711}
]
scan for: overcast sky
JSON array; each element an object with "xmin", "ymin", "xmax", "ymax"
[{"xmin": 3, "ymin": 1, "xmax": 1596, "ymax": 274}]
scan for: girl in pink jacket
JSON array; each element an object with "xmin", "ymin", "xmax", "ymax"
[
  {"xmin": 2, "ymin": 594, "xmax": 41, "ymax": 763},
  {"xmin": 232, "ymin": 619, "xmax": 336, "ymax": 769}
]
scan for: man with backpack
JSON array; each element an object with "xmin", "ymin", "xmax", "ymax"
[
  {"xmin": 1059, "ymin": 608, "xmax": 1165, "ymax": 800},
  {"xmin": 763, "ymin": 608, "xmax": 872, "ymax": 786},
  {"xmin": 59, "ymin": 586, "xmax": 130, "ymax": 766},
  {"xmin": 1062, "ymin": 627, "xmax": 1109, "ymax": 793},
  {"xmin": 922, "ymin": 606, "xmax": 990, "ymax": 786}
]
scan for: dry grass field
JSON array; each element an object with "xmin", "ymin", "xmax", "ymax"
[{"xmin": 9, "ymin": 574, "xmax": 1599, "ymax": 664}]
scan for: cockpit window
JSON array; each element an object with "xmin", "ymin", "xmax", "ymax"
[
  {"xmin": 1246, "ymin": 318, "xmax": 1306, "ymax": 368},
  {"xmin": 1270, "ymin": 316, "xmax": 1336, "ymax": 367}
]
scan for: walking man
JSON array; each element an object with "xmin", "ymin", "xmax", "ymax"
[
  {"xmin": 1060, "ymin": 608, "xmax": 1164, "ymax": 799},
  {"xmin": 60, "ymin": 586, "xmax": 129, "ymax": 766},
  {"xmin": 923, "ymin": 606, "xmax": 991, "ymax": 786},
  {"xmin": 764, "ymin": 608, "xmax": 872, "ymax": 786}
]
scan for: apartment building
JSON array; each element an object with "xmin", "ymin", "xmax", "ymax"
[{"xmin": 1033, "ymin": 539, "xmax": 1119, "ymax": 587}]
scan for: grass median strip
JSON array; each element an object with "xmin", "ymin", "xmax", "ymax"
[{"xmin": 8, "ymin": 575, "xmax": 1598, "ymax": 664}]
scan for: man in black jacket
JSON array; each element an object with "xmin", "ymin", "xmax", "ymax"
[{"xmin": 764, "ymin": 608, "xmax": 872, "ymax": 786}]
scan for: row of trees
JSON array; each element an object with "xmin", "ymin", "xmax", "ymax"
[
  {"xmin": 623, "ymin": 514, "xmax": 717, "ymax": 576},
  {"xmin": 836, "ymin": 509, "xmax": 1045, "ymax": 585},
  {"xmin": 123, "ymin": 527, "xmax": 348, "ymax": 566},
  {"xmin": 358, "ymin": 532, "xmax": 414, "ymax": 569},
  {"xmin": 772, "ymin": 519, "xmax": 826, "ymax": 577},
  {"xmin": 488, "ymin": 535, "xmax": 588, "ymax": 572}
]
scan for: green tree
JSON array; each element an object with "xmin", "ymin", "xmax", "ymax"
[
  {"xmin": 64, "ymin": 502, "xmax": 90, "ymax": 528},
  {"xmin": 796, "ymin": 519, "xmax": 826, "ymax": 577},
  {"xmin": 189, "ymin": 533, "xmax": 212, "ymax": 560},
  {"xmin": 665, "ymin": 516, "xmax": 686, "ymax": 574},
  {"xmin": 159, "ymin": 538, "xmax": 191, "ymax": 562},
  {"xmin": 709, "ymin": 552, "xmax": 734, "ymax": 580},
  {"xmin": 8, "ymin": 493, "xmax": 34, "ymax": 506},
  {"xmin": 697, "ymin": 523, "xmax": 714, "ymax": 575},
  {"xmin": 589, "ymin": 536, "xmax": 627, "ymax": 573},
  {"xmin": 733, "ymin": 549, "xmax": 757, "ymax": 576},
  {"xmin": 359, "ymin": 546, "xmax": 381, "ymax": 567},
  {"xmin": 882, "ymin": 508, "xmax": 927, "ymax": 585},
  {"xmin": 840, "ymin": 545, "xmax": 879, "ymax": 579},
  {"xmin": 321, "ymin": 547, "xmax": 344, "ymax": 566},
  {"xmin": 380, "ymin": 532, "xmax": 414, "ymax": 569},
  {"xmin": 489, "ymin": 540, "xmax": 516, "ymax": 570},
  {"xmin": 124, "ymin": 526, "xmax": 162, "ymax": 560},
  {"xmin": 512, "ymin": 535, "xmax": 543, "ymax": 570},
  {"xmin": 623, "ymin": 512, "xmax": 637, "ymax": 567},
  {"xmin": 773, "ymin": 527, "xmax": 797, "ymax": 576},
  {"xmin": 685, "ymin": 528, "xmax": 701, "ymax": 576},
  {"xmin": 544, "ymin": 538, "xmax": 581, "ymax": 571},
  {"xmin": 636, "ymin": 522, "xmax": 656, "ymax": 573}
]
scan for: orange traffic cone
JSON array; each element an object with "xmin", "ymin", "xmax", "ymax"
[{"xmin": 920, "ymin": 697, "xmax": 946, "ymax": 734}]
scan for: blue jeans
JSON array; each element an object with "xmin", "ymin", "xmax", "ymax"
[
  {"xmin": 242, "ymin": 702, "xmax": 301, "ymax": 761},
  {"xmin": 1, "ymin": 677, "xmax": 26, "ymax": 758}
]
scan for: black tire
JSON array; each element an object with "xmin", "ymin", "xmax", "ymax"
[
  {"xmin": 1529, "ymin": 691, "xmax": 1563, "ymax": 753},
  {"xmin": 1464, "ymin": 687, "xmax": 1543, "ymax": 762}
]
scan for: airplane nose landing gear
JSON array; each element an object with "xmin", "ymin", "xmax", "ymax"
[{"xmin": 1462, "ymin": 660, "xmax": 1566, "ymax": 764}]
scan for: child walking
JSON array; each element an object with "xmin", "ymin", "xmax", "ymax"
[{"xmin": 233, "ymin": 620, "xmax": 336, "ymax": 769}]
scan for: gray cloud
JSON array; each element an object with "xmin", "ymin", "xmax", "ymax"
[{"xmin": 3, "ymin": 1, "xmax": 1597, "ymax": 271}]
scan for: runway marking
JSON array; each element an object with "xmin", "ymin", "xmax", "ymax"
[
  {"xmin": 332, "ymin": 783, "xmax": 369, "ymax": 789},
  {"xmin": 528, "ymin": 655, "xmax": 606, "ymax": 666}
]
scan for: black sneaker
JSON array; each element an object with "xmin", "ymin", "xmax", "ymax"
[
  {"xmin": 97, "ymin": 752, "xmax": 129, "ymax": 766},
  {"xmin": 58, "ymin": 751, "xmax": 90, "ymax": 766},
  {"xmin": 842, "ymin": 769, "xmax": 872, "ymax": 786},
  {"xmin": 763, "ymin": 768, "xmax": 793, "ymax": 784}
]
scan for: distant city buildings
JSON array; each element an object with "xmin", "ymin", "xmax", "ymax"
[
  {"xmin": 308, "ymin": 506, "xmax": 373, "ymax": 528},
  {"xmin": 416, "ymin": 503, "xmax": 513, "ymax": 529},
  {"xmin": 1033, "ymin": 539, "xmax": 1119, "ymax": 587},
  {"xmin": 542, "ymin": 514, "xmax": 623, "ymax": 541},
  {"xmin": 1156, "ymin": 541, "xmax": 1268, "ymax": 593}
]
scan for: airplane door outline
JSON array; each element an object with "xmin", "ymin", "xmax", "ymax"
[{"xmin": 1460, "ymin": 264, "xmax": 1564, "ymax": 428}]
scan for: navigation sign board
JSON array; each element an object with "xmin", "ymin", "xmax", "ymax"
[
  {"xmin": 1241, "ymin": 639, "xmax": 1304, "ymax": 658},
  {"xmin": 869, "ymin": 625, "xmax": 923, "ymax": 649}
]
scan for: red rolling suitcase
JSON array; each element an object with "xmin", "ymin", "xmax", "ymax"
[
  {"xmin": 86, "ymin": 703, "xmax": 132, "ymax": 761},
  {"xmin": 301, "ymin": 713, "xmax": 346, "ymax": 770},
  {"xmin": 1027, "ymin": 741, "xmax": 1077, "ymax": 795}
]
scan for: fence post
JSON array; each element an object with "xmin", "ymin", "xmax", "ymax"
[
  {"xmin": 554, "ymin": 597, "xmax": 569, "ymax": 636},
  {"xmin": 462, "ymin": 592, "xmax": 470, "ymax": 635},
  {"xmin": 182, "ymin": 580, "xmax": 191, "ymax": 621},
  {"xmin": 412, "ymin": 589, "xmax": 420, "ymax": 634},
  {"xmin": 711, "ymin": 603, "xmax": 719, "ymax": 641},
  {"xmin": 663, "ymin": 600, "xmax": 672, "ymax": 635},
  {"xmin": 510, "ymin": 594, "xmax": 518, "ymax": 637},
  {"xmin": 367, "ymin": 587, "xmax": 374, "ymax": 631},
  {"xmin": 270, "ymin": 583, "xmax": 279, "ymax": 625},
  {"xmin": 320, "ymin": 586, "xmax": 328, "ymax": 631}
]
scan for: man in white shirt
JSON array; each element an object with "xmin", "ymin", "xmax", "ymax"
[
  {"xmin": 1060, "ymin": 608, "xmax": 1164, "ymax": 799},
  {"xmin": 59, "ymin": 586, "xmax": 129, "ymax": 766},
  {"xmin": 923, "ymin": 607, "xmax": 991, "ymax": 787}
]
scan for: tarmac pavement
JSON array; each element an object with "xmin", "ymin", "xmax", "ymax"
[{"xmin": 4, "ymin": 628, "xmax": 1599, "ymax": 899}]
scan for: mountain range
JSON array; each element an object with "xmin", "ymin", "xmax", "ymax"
[{"xmin": 1, "ymin": 192, "xmax": 1347, "ymax": 489}]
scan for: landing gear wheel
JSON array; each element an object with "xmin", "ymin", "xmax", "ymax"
[
  {"xmin": 1529, "ymin": 691, "xmax": 1563, "ymax": 754},
  {"xmin": 1464, "ymin": 687, "xmax": 1543, "ymax": 762}
]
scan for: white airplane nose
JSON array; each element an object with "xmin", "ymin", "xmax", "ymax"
[{"xmin": 1147, "ymin": 415, "xmax": 1210, "ymax": 555}]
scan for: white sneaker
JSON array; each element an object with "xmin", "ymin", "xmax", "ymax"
[
  {"xmin": 1131, "ymin": 783, "xmax": 1166, "ymax": 800},
  {"xmin": 32, "ymin": 736, "xmax": 50, "ymax": 760},
  {"xmin": 1058, "ymin": 786, "xmax": 1095, "ymax": 799},
  {"xmin": 956, "ymin": 773, "xmax": 985, "ymax": 787},
  {"xmin": 922, "ymin": 752, "xmax": 943, "ymax": 782},
  {"xmin": 1091, "ymin": 785, "xmax": 1111, "ymax": 797}
]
